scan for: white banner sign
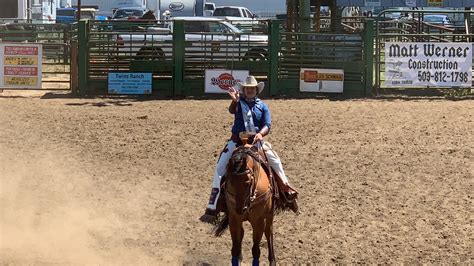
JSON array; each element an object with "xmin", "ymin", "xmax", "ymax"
[
  {"xmin": 205, "ymin": 69, "xmax": 249, "ymax": 94},
  {"xmin": 0, "ymin": 43, "xmax": 42, "ymax": 89},
  {"xmin": 384, "ymin": 42, "xmax": 472, "ymax": 87},
  {"xmin": 299, "ymin": 68, "xmax": 344, "ymax": 93}
]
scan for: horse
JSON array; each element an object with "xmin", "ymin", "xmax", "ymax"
[
  {"xmin": 140, "ymin": 10, "xmax": 157, "ymax": 21},
  {"xmin": 213, "ymin": 141, "xmax": 277, "ymax": 266}
]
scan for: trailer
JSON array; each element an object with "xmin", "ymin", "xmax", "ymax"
[
  {"xmin": 0, "ymin": 0, "xmax": 27, "ymax": 20},
  {"xmin": 147, "ymin": 0, "xmax": 206, "ymax": 19},
  {"xmin": 0, "ymin": 0, "xmax": 57, "ymax": 23},
  {"xmin": 31, "ymin": 0, "xmax": 57, "ymax": 23}
]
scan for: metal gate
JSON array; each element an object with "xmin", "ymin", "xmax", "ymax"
[
  {"xmin": 276, "ymin": 30, "xmax": 370, "ymax": 96},
  {"xmin": 77, "ymin": 19, "xmax": 373, "ymax": 97}
]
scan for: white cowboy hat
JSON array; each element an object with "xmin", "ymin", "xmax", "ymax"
[{"xmin": 236, "ymin": 76, "xmax": 264, "ymax": 94}]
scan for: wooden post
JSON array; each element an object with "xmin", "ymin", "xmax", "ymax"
[
  {"xmin": 315, "ymin": 3, "xmax": 321, "ymax": 32},
  {"xmin": 77, "ymin": 0, "xmax": 82, "ymax": 21}
]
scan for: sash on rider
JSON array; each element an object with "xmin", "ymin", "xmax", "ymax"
[{"xmin": 239, "ymin": 100, "xmax": 257, "ymax": 135}]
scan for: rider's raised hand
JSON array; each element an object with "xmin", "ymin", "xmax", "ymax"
[{"xmin": 228, "ymin": 87, "xmax": 240, "ymax": 102}]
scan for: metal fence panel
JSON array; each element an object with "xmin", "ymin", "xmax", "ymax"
[
  {"xmin": 0, "ymin": 21, "xmax": 73, "ymax": 90},
  {"xmin": 277, "ymin": 31, "xmax": 367, "ymax": 96}
]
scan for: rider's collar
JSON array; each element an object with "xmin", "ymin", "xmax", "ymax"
[{"xmin": 242, "ymin": 96, "xmax": 258, "ymax": 103}]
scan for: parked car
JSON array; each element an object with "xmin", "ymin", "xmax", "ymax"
[
  {"xmin": 212, "ymin": 5, "xmax": 260, "ymax": 32},
  {"xmin": 213, "ymin": 6, "xmax": 257, "ymax": 21},
  {"xmin": 115, "ymin": 17, "xmax": 268, "ymax": 61},
  {"xmin": 79, "ymin": 8, "xmax": 108, "ymax": 20},
  {"xmin": 422, "ymin": 14, "xmax": 453, "ymax": 26}
]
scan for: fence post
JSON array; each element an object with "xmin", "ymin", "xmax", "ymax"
[
  {"xmin": 363, "ymin": 19, "xmax": 375, "ymax": 97},
  {"xmin": 70, "ymin": 40, "xmax": 78, "ymax": 95},
  {"xmin": 269, "ymin": 20, "xmax": 280, "ymax": 96},
  {"xmin": 173, "ymin": 20, "xmax": 185, "ymax": 96},
  {"xmin": 77, "ymin": 20, "xmax": 89, "ymax": 96}
]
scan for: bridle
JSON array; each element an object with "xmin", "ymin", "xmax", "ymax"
[{"xmin": 226, "ymin": 147, "xmax": 272, "ymax": 214}]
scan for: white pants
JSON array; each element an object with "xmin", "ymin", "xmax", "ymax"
[{"xmin": 207, "ymin": 140, "xmax": 289, "ymax": 210}]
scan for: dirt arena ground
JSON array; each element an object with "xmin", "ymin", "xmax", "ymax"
[{"xmin": 0, "ymin": 91, "xmax": 472, "ymax": 264}]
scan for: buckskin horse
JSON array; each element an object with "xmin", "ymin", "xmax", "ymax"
[{"xmin": 213, "ymin": 135, "xmax": 278, "ymax": 266}]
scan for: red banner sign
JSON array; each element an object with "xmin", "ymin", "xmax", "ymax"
[
  {"xmin": 4, "ymin": 46, "xmax": 39, "ymax": 56},
  {"xmin": 4, "ymin": 66, "xmax": 38, "ymax": 76}
]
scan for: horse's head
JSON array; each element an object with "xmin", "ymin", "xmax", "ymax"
[{"xmin": 226, "ymin": 146, "xmax": 259, "ymax": 215}]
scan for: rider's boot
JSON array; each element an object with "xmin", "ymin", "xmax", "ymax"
[
  {"xmin": 200, "ymin": 188, "xmax": 220, "ymax": 224},
  {"xmin": 273, "ymin": 171, "xmax": 299, "ymax": 214},
  {"xmin": 285, "ymin": 192, "xmax": 300, "ymax": 214}
]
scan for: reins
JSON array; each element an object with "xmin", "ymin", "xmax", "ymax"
[{"xmin": 226, "ymin": 147, "xmax": 272, "ymax": 212}]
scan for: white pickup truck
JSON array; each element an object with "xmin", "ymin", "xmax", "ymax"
[
  {"xmin": 116, "ymin": 17, "xmax": 268, "ymax": 61},
  {"xmin": 211, "ymin": 6, "xmax": 262, "ymax": 33},
  {"xmin": 212, "ymin": 6, "xmax": 257, "ymax": 20}
]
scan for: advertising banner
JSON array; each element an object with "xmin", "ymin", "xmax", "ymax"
[
  {"xmin": 427, "ymin": 0, "xmax": 443, "ymax": 7},
  {"xmin": 384, "ymin": 42, "xmax": 472, "ymax": 87},
  {"xmin": 0, "ymin": 43, "xmax": 42, "ymax": 89},
  {"xmin": 205, "ymin": 69, "xmax": 249, "ymax": 94},
  {"xmin": 299, "ymin": 68, "xmax": 344, "ymax": 93},
  {"xmin": 108, "ymin": 72, "xmax": 152, "ymax": 94}
]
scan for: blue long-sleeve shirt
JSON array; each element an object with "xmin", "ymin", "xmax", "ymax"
[{"xmin": 231, "ymin": 97, "xmax": 271, "ymax": 135}]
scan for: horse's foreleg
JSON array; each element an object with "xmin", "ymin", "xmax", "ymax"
[
  {"xmin": 264, "ymin": 215, "xmax": 276, "ymax": 266},
  {"xmin": 251, "ymin": 218, "xmax": 265, "ymax": 266},
  {"xmin": 229, "ymin": 217, "xmax": 244, "ymax": 266}
]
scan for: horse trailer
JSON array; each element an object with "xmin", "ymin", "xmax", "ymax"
[
  {"xmin": 71, "ymin": 0, "xmax": 147, "ymax": 17},
  {"xmin": 0, "ymin": 0, "xmax": 57, "ymax": 22}
]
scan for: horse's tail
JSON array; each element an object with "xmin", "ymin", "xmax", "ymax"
[{"xmin": 212, "ymin": 213, "xmax": 229, "ymax": 237}]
